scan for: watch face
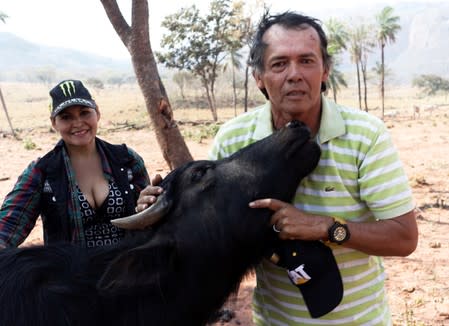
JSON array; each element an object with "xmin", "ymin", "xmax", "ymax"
[{"xmin": 333, "ymin": 226, "xmax": 347, "ymax": 242}]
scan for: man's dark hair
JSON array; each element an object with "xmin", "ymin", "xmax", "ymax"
[{"xmin": 248, "ymin": 11, "xmax": 332, "ymax": 74}]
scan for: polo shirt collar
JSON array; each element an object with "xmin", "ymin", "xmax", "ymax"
[
  {"xmin": 317, "ymin": 95, "xmax": 346, "ymax": 144},
  {"xmin": 252, "ymin": 95, "xmax": 346, "ymax": 143},
  {"xmin": 253, "ymin": 102, "xmax": 274, "ymax": 140}
]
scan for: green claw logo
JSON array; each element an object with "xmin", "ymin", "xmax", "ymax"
[{"xmin": 59, "ymin": 81, "xmax": 76, "ymax": 97}]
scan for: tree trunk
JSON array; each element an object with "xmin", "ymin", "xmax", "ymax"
[
  {"xmin": 356, "ymin": 61, "xmax": 362, "ymax": 110},
  {"xmin": 0, "ymin": 86, "xmax": 17, "ymax": 139},
  {"xmin": 210, "ymin": 76, "xmax": 218, "ymax": 121},
  {"xmin": 381, "ymin": 43, "xmax": 385, "ymax": 120},
  {"xmin": 244, "ymin": 65, "xmax": 249, "ymax": 113},
  {"xmin": 232, "ymin": 65, "xmax": 237, "ymax": 117},
  {"xmin": 363, "ymin": 71, "xmax": 368, "ymax": 112},
  {"xmin": 361, "ymin": 55, "xmax": 369, "ymax": 112},
  {"xmin": 100, "ymin": 0, "xmax": 192, "ymax": 170},
  {"xmin": 202, "ymin": 78, "xmax": 218, "ymax": 121}
]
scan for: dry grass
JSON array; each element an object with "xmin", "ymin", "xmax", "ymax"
[{"xmin": 1, "ymin": 82, "xmax": 446, "ymax": 133}]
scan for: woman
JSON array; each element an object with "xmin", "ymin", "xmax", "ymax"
[{"xmin": 0, "ymin": 79, "xmax": 162, "ymax": 249}]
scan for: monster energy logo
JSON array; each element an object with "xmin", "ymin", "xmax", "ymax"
[{"xmin": 59, "ymin": 81, "xmax": 76, "ymax": 97}]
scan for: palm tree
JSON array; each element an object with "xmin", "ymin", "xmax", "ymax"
[
  {"xmin": 324, "ymin": 18, "xmax": 349, "ymax": 103},
  {"xmin": 348, "ymin": 26, "xmax": 363, "ymax": 110},
  {"xmin": 376, "ymin": 6, "xmax": 401, "ymax": 119},
  {"xmin": 325, "ymin": 18, "xmax": 349, "ymax": 52},
  {"xmin": 223, "ymin": 50, "xmax": 243, "ymax": 116},
  {"xmin": 349, "ymin": 23, "xmax": 374, "ymax": 111},
  {"xmin": 327, "ymin": 66, "xmax": 348, "ymax": 103},
  {"xmin": 372, "ymin": 61, "xmax": 393, "ymax": 92}
]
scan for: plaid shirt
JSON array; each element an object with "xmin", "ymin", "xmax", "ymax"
[{"xmin": 0, "ymin": 138, "xmax": 150, "ymax": 247}]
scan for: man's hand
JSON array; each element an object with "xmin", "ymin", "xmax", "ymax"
[
  {"xmin": 135, "ymin": 174, "xmax": 164, "ymax": 213},
  {"xmin": 249, "ymin": 198, "xmax": 331, "ymax": 241},
  {"xmin": 249, "ymin": 198, "xmax": 418, "ymax": 256}
]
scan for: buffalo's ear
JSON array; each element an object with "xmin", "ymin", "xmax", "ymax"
[{"xmin": 97, "ymin": 236, "xmax": 177, "ymax": 295}]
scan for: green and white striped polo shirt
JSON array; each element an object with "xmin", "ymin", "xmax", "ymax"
[{"xmin": 208, "ymin": 95, "xmax": 415, "ymax": 325}]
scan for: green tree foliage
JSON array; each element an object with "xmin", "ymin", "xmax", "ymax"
[
  {"xmin": 324, "ymin": 18, "xmax": 349, "ymax": 103},
  {"xmin": 376, "ymin": 6, "xmax": 401, "ymax": 119},
  {"xmin": 156, "ymin": 0, "xmax": 244, "ymax": 121},
  {"xmin": 412, "ymin": 74, "xmax": 449, "ymax": 96}
]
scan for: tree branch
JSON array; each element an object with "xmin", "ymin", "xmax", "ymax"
[{"xmin": 99, "ymin": 0, "xmax": 132, "ymax": 48}]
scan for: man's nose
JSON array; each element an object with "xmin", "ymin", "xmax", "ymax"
[{"xmin": 287, "ymin": 63, "xmax": 303, "ymax": 83}]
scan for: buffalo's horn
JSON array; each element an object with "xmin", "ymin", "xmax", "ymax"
[{"xmin": 111, "ymin": 193, "xmax": 171, "ymax": 230}]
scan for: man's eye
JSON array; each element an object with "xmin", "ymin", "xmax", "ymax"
[{"xmin": 272, "ymin": 61, "xmax": 285, "ymax": 68}]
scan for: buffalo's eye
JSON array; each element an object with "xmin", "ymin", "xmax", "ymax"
[
  {"xmin": 191, "ymin": 167, "xmax": 208, "ymax": 183},
  {"xmin": 190, "ymin": 164, "xmax": 214, "ymax": 183}
]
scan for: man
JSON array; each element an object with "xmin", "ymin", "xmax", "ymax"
[{"xmin": 208, "ymin": 11, "xmax": 418, "ymax": 325}]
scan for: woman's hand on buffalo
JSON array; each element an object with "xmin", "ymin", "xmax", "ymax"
[{"xmin": 135, "ymin": 174, "xmax": 164, "ymax": 213}]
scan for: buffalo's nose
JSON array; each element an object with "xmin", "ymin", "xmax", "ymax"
[{"xmin": 286, "ymin": 120, "xmax": 305, "ymax": 128}]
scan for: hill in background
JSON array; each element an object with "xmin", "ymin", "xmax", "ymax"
[
  {"xmin": 1, "ymin": 1, "xmax": 449, "ymax": 85},
  {"xmin": 0, "ymin": 32, "xmax": 133, "ymax": 82}
]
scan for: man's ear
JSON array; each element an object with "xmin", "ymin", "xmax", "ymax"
[
  {"xmin": 253, "ymin": 70, "xmax": 270, "ymax": 100},
  {"xmin": 322, "ymin": 64, "xmax": 330, "ymax": 84},
  {"xmin": 97, "ymin": 236, "xmax": 177, "ymax": 295},
  {"xmin": 253, "ymin": 70, "xmax": 264, "ymax": 90}
]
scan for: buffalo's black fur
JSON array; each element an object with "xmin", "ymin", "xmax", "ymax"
[{"xmin": 0, "ymin": 121, "xmax": 321, "ymax": 326}]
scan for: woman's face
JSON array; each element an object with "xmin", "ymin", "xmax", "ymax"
[{"xmin": 51, "ymin": 105, "xmax": 100, "ymax": 149}]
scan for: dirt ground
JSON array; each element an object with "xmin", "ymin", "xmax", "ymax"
[{"xmin": 0, "ymin": 108, "xmax": 448, "ymax": 325}]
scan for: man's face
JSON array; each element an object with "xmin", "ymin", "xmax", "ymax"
[{"xmin": 254, "ymin": 25, "xmax": 329, "ymax": 128}]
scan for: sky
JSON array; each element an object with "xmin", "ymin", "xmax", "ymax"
[{"xmin": 0, "ymin": 0, "xmax": 443, "ymax": 60}]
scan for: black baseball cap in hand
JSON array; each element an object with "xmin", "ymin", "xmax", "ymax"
[
  {"xmin": 267, "ymin": 240, "xmax": 343, "ymax": 318},
  {"xmin": 49, "ymin": 79, "xmax": 97, "ymax": 117}
]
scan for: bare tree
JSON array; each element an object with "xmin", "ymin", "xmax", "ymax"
[
  {"xmin": 0, "ymin": 87, "xmax": 17, "ymax": 138},
  {"xmin": 99, "ymin": 0, "xmax": 192, "ymax": 169},
  {"xmin": 0, "ymin": 11, "xmax": 17, "ymax": 138}
]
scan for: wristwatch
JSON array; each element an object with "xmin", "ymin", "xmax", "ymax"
[{"xmin": 328, "ymin": 217, "xmax": 350, "ymax": 245}]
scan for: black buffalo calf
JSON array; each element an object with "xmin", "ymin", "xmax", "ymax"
[{"xmin": 0, "ymin": 120, "xmax": 321, "ymax": 326}]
